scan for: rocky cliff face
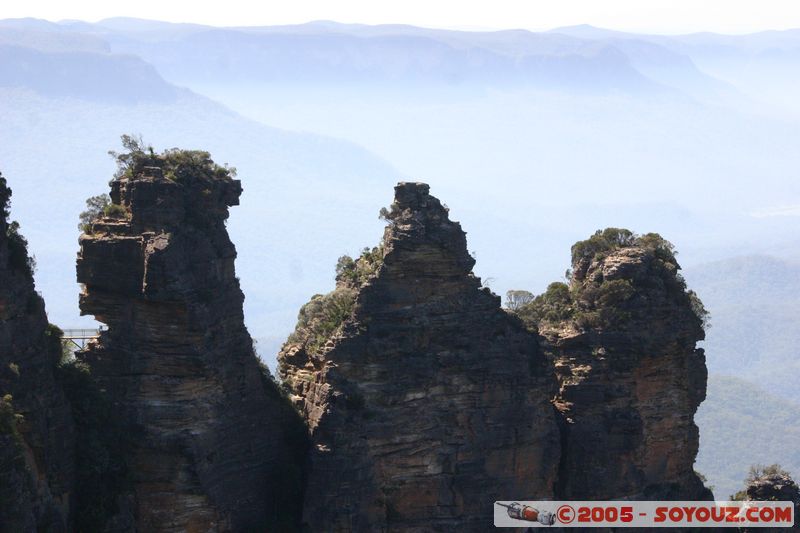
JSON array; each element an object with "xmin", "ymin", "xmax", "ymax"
[
  {"xmin": 75, "ymin": 153, "xmax": 302, "ymax": 531},
  {"xmin": 519, "ymin": 229, "xmax": 711, "ymax": 500},
  {"xmin": 279, "ymin": 182, "xmax": 561, "ymax": 532},
  {"xmin": 0, "ymin": 172, "xmax": 75, "ymax": 532},
  {"xmin": 1, "ymin": 157, "xmax": 716, "ymax": 531}
]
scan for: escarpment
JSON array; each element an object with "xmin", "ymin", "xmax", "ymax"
[
  {"xmin": 0, "ymin": 172, "xmax": 75, "ymax": 532},
  {"xmin": 1, "ymin": 153, "xmax": 716, "ymax": 531},
  {"xmin": 278, "ymin": 182, "xmax": 561, "ymax": 531},
  {"xmin": 517, "ymin": 229, "xmax": 711, "ymax": 500},
  {"xmin": 75, "ymin": 146, "xmax": 303, "ymax": 531}
]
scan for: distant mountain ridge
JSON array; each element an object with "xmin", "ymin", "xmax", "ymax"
[
  {"xmin": 0, "ymin": 18, "xmax": 797, "ymax": 525},
  {"xmin": 547, "ymin": 23, "xmax": 800, "ymax": 111},
  {"xmin": 9, "ymin": 17, "xmax": 791, "ymax": 106},
  {"xmin": 0, "ymin": 44, "xmax": 180, "ymax": 103},
  {"xmin": 0, "ymin": 17, "xmax": 728, "ymax": 98}
]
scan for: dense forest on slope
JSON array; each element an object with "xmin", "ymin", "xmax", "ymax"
[
  {"xmin": 695, "ymin": 375, "xmax": 800, "ymax": 501},
  {"xmin": 684, "ymin": 255, "xmax": 800, "ymax": 404}
]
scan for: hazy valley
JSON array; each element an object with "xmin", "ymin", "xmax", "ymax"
[{"xmin": 1, "ymin": 16, "xmax": 799, "ymax": 506}]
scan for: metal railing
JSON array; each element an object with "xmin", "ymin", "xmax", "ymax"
[{"xmin": 61, "ymin": 327, "xmax": 105, "ymax": 350}]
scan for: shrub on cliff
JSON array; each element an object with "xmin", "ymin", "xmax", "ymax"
[
  {"xmin": 0, "ymin": 395, "xmax": 24, "ymax": 437},
  {"xmin": 515, "ymin": 229, "xmax": 709, "ymax": 332},
  {"xmin": 43, "ymin": 323, "xmax": 72, "ymax": 366},
  {"xmin": 78, "ymin": 194, "xmax": 110, "ymax": 232},
  {"xmin": 638, "ymin": 232, "xmax": 679, "ymax": 264},
  {"xmin": 335, "ymin": 245, "xmax": 384, "ymax": 287},
  {"xmin": 571, "ymin": 227, "xmax": 637, "ymax": 265},
  {"xmin": 78, "ymin": 194, "xmax": 130, "ymax": 233},
  {"xmin": 573, "ymin": 278, "xmax": 635, "ymax": 328},
  {"xmin": 515, "ymin": 282, "xmax": 573, "ymax": 327},
  {"xmin": 5, "ymin": 221, "xmax": 36, "ymax": 278},
  {"xmin": 287, "ymin": 248, "xmax": 383, "ymax": 354},
  {"xmin": 0, "ymin": 171, "xmax": 10, "ymax": 221},
  {"xmin": 287, "ymin": 288, "xmax": 357, "ymax": 355},
  {"xmin": 109, "ymin": 134, "xmax": 236, "ymax": 183},
  {"xmin": 103, "ymin": 203, "xmax": 127, "ymax": 219},
  {"xmin": 571, "ymin": 228, "xmax": 678, "ymax": 267},
  {"xmin": 1, "ymin": 173, "xmax": 36, "ymax": 278},
  {"xmin": 687, "ymin": 289, "xmax": 711, "ymax": 331}
]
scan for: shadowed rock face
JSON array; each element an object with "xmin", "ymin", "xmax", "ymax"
[
  {"xmin": 0, "ymin": 173, "xmax": 74, "ymax": 532},
  {"xmin": 535, "ymin": 240, "xmax": 711, "ymax": 500},
  {"xmin": 76, "ymin": 165, "xmax": 300, "ymax": 532},
  {"xmin": 279, "ymin": 182, "xmax": 561, "ymax": 532},
  {"xmin": 1, "ymin": 162, "xmax": 714, "ymax": 530}
]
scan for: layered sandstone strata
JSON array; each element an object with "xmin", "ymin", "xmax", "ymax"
[
  {"xmin": 279, "ymin": 182, "xmax": 561, "ymax": 531},
  {"xmin": 76, "ymin": 156, "xmax": 300, "ymax": 531},
  {"xmin": 521, "ymin": 230, "xmax": 711, "ymax": 500}
]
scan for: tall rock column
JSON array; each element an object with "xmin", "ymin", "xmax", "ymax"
[
  {"xmin": 76, "ymin": 151, "xmax": 301, "ymax": 531},
  {"xmin": 279, "ymin": 182, "xmax": 561, "ymax": 532},
  {"xmin": 519, "ymin": 229, "xmax": 711, "ymax": 500},
  {"xmin": 0, "ymin": 172, "xmax": 75, "ymax": 532}
]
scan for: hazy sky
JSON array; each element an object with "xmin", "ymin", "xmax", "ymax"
[{"xmin": 4, "ymin": 0, "xmax": 800, "ymax": 34}]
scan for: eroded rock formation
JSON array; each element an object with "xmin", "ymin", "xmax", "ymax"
[
  {"xmin": 279, "ymin": 182, "xmax": 561, "ymax": 531},
  {"xmin": 519, "ymin": 229, "xmax": 711, "ymax": 500},
  {"xmin": 1, "ymin": 156, "xmax": 717, "ymax": 531},
  {"xmin": 75, "ymin": 152, "xmax": 302, "ymax": 531},
  {"xmin": 0, "ymin": 172, "xmax": 75, "ymax": 532}
]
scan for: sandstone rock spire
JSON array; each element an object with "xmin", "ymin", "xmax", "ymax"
[
  {"xmin": 76, "ymin": 148, "xmax": 303, "ymax": 531},
  {"xmin": 519, "ymin": 228, "xmax": 712, "ymax": 500},
  {"xmin": 279, "ymin": 182, "xmax": 561, "ymax": 531}
]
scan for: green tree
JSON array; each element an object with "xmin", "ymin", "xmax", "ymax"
[
  {"xmin": 108, "ymin": 134, "xmax": 151, "ymax": 179},
  {"xmin": 107, "ymin": 134, "xmax": 236, "ymax": 183},
  {"xmin": 515, "ymin": 282, "xmax": 574, "ymax": 327},
  {"xmin": 571, "ymin": 227, "xmax": 637, "ymax": 265},
  {"xmin": 335, "ymin": 246, "xmax": 384, "ymax": 287},
  {"xmin": 78, "ymin": 194, "xmax": 110, "ymax": 232},
  {"xmin": 287, "ymin": 288, "xmax": 357, "ymax": 355},
  {"xmin": 505, "ymin": 290, "xmax": 534, "ymax": 311}
]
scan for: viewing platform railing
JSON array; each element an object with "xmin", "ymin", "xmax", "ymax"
[{"xmin": 61, "ymin": 327, "xmax": 105, "ymax": 350}]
